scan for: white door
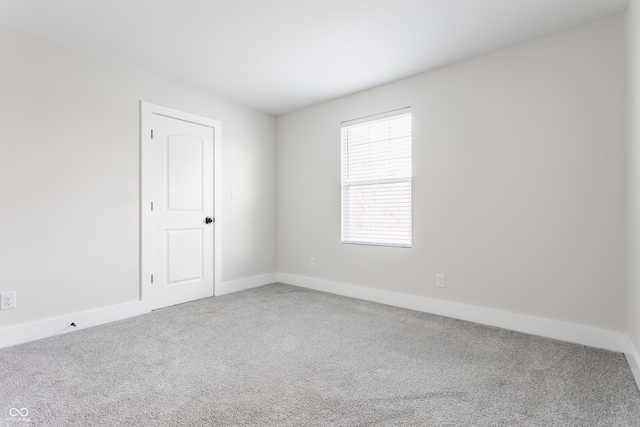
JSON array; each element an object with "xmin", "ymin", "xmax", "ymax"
[{"xmin": 150, "ymin": 114, "xmax": 215, "ymax": 309}]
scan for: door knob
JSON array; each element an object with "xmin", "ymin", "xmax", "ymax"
[{"xmin": 205, "ymin": 217, "xmax": 214, "ymax": 224}]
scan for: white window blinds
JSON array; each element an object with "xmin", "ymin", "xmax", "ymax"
[{"xmin": 341, "ymin": 107, "xmax": 412, "ymax": 248}]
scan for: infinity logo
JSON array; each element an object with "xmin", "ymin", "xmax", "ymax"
[{"xmin": 9, "ymin": 408, "xmax": 28, "ymax": 417}]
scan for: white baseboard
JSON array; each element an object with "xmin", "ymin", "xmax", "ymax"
[
  {"xmin": 1, "ymin": 272, "xmax": 631, "ymax": 369},
  {"xmin": 0, "ymin": 273, "xmax": 276, "ymax": 350},
  {"xmin": 626, "ymin": 337, "xmax": 640, "ymax": 390},
  {"xmin": 216, "ymin": 273, "xmax": 277, "ymax": 296},
  {"xmin": 277, "ymin": 273, "xmax": 627, "ymax": 353},
  {"xmin": 0, "ymin": 301, "xmax": 149, "ymax": 349}
]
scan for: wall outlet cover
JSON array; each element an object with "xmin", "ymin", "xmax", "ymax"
[{"xmin": 1, "ymin": 291, "xmax": 16, "ymax": 310}]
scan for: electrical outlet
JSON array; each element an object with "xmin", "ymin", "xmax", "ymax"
[
  {"xmin": 1, "ymin": 291, "xmax": 16, "ymax": 310},
  {"xmin": 436, "ymin": 274, "xmax": 445, "ymax": 288},
  {"xmin": 310, "ymin": 257, "xmax": 316, "ymax": 268}
]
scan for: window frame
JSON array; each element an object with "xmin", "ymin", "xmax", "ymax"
[{"xmin": 340, "ymin": 107, "xmax": 412, "ymax": 248}]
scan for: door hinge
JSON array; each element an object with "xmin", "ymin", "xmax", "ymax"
[
  {"xmin": 151, "ymin": 129, "xmax": 154, "ymax": 139},
  {"xmin": 151, "ymin": 201, "xmax": 154, "ymax": 211},
  {"xmin": 151, "ymin": 274, "xmax": 154, "ymax": 284}
]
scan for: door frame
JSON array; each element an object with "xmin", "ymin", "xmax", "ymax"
[{"xmin": 140, "ymin": 101, "xmax": 222, "ymax": 309}]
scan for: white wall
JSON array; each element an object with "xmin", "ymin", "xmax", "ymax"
[
  {"xmin": 0, "ymin": 23, "xmax": 277, "ymax": 329},
  {"xmin": 626, "ymin": 0, "xmax": 640, "ymax": 381},
  {"xmin": 278, "ymin": 16, "xmax": 625, "ymax": 332}
]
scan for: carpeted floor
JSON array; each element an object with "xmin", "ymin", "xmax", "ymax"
[{"xmin": 1, "ymin": 283, "xmax": 639, "ymax": 426}]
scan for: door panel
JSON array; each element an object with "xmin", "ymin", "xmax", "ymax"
[
  {"xmin": 167, "ymin": 135, "xmax": 203, "ymax": 211},
  {"xmin": 151, "ymin": 114, "xmax": 214, "ymax": 309},
  {"xmin": 167, "ymin": 229, "xmax": 203, "ymax": 285}
]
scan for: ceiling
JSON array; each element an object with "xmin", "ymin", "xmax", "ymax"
[{"xmin": 0, "ymin": 0, "xmax": 629, "ymax": 115}]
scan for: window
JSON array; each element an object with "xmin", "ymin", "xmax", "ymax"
[{"xmin": 341, "ymin": 107, "xmax": 412, "ymax": 248}]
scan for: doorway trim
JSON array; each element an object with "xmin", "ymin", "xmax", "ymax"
[{"xmin": 140, "ymin": 101, "xmax": 222, "ymax": 309}]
